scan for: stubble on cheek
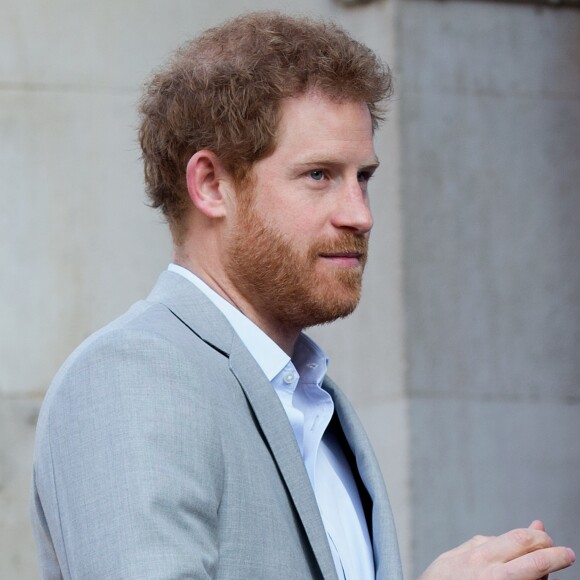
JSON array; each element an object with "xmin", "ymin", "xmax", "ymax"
[{"xmin": 226, "ymin": 204, "xmax": 369, "ymax": 329}]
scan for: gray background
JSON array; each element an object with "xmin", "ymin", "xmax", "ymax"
[{"xmin": 1, "ymin": 0, "xmax": 579, "ymax": 577}]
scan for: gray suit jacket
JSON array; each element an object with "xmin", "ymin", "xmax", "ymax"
[{"xmin": 31, "ymin": 271, "xmax": 402, "ymax": 579}]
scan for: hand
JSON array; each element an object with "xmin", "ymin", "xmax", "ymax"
[{"xmin": 418, "ymin": 520, "xmax": 575, "ymax": 580}]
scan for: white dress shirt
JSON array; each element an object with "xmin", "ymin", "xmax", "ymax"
[{"xmin": 169, "ymin": 264, "xmax": 375, "ymax": 580}]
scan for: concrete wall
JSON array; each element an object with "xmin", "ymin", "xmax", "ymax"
[
  {"xmin": 1, "ymin": 0, "xmax": 578, "ymax": 578},
  {"xmin": 397, "ymin": 1, "xmax": 580, "ymax": 577}
]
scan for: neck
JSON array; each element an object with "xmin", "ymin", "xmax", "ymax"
[{"xmin": 173, "ymin": 250, "xmax": 301, "ymax": 356}]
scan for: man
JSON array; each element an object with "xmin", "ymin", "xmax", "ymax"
[{"xmin": 31, "ymin": 12, "xmax": 574, "ymax": 580}]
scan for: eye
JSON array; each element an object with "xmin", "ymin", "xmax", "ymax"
[
  {"xmin": 309, "ymin": 170, "xmax": 325, "ymax": 181},
  {"xmin": 357, "ymin": 170, "xmax": 373, "ymax": 183}
]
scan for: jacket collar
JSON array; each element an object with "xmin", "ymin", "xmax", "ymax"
[{"xmin": 147, "ymin": 270, "xmax": 235, "ymax": 356}]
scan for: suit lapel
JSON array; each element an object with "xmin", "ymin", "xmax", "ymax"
[
  {"xmin": 148, "ymin": 271, "xmax": 338, "ymax": 580},
  {"xmin": 228, "ymin": 336, "xmax": 338, "ymax": 580},
  {"xmin": 323, "ymin": 378, "xmax": 403, "ymax": 580}
]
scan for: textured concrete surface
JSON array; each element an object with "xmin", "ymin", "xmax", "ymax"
[
  {"xmin": 0, "ymin": 89, "xmax": 171, "ymax": 397},
  {"xmin": 410, "ymin": 399, "xmax": 580, "ymax": 577},
  {"xmin": 398, "ymin": 1, "xmax": 580, "ymax": 577},
  {"xmin": 0, "ymin": 398, "xmax": 41, "ymax": 578},
  {"xmin": 402, "ymin": 91, "xmax": 580, "ymax": 400}
]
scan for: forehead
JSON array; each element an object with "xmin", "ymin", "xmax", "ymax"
[{"xmin": 273, "ymin": 92, "xmax": 376, "ymax": 164}]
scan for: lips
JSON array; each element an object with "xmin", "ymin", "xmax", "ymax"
[{"xmin": 317, "ymin": 247, "xmax": 367, "ymax": 270}]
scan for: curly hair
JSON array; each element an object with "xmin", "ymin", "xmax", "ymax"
[{"xmin": 138, "ymin": 11, "xmax": 393, "ymax": 242}]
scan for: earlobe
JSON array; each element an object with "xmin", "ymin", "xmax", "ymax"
[{"xmin": 186, "ymin": 151, "xmax": 232, "ymax": 219}]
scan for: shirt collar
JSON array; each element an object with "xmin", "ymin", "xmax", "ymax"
[
  {"xmin": 168, "ymin": 264, "xmax": 328, "ymax": 383},
  {"xmin": 168, "ymin": 264, "xmax": 297, "ymax": 380},
  {"xmin": 292, "ymin": 333, "xmax": 328, "ymax": 387}
]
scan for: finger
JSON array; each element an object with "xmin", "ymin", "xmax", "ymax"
[
  {"xmin": 528, "ymin": 519, "xmax": 548, "ymax": 579},
  {"xmin": 498, "ymin": 546, "xmax": 575, "ymax": 579},
  {"xmin": 479, "ymin": 528, "xmax": 554, "ymax": 563},
  {"xmin": 528, "ymin": 520, "xmax": 545, "ymax": 532},
  {"xmin": 528, "ymin": 517, "xmax": 547, "ymax": 579}
]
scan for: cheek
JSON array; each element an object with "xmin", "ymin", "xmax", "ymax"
[
  {"xmin": 253, "ymin": 184, "xmax": 331, "ymax": 241},
  {"xmin": 281, "ymin": 221, "xmax": 323, "ymax": 250}
]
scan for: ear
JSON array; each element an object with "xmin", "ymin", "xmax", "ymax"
[{"xmin": 186, "ymin": 150, "xmax": 233, "ymax": 219}]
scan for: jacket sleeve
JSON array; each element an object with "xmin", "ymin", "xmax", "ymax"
[{"xmin": 31, "ymin": 328, "xmax": 224, "ymax": 579}]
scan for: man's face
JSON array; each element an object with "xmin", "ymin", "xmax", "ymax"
[{"xmin": 225, "ymin": 92, "xmax": 378, "ymax": 333}]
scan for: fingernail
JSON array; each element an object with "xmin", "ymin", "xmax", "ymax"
[{"xmin": 567, "ymin": 548, "xmax": 576, "ymax": 563}]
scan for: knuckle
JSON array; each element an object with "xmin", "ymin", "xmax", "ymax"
[
  {"xmin": 510, "ymin": 528, "xmax": 533, "ymax": 548},
  {"xmin": 529, "ymin": 551, "xmax": 551, "ymax": 575}
]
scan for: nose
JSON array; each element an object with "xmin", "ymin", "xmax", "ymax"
[{"xmin": 331, "ymin": 181, "xmax": 374, "ymax": 235}]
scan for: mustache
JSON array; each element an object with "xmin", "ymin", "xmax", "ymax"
[{"xmin": 311, "ymin": 234, "xmax": 368, "ymax": 257}]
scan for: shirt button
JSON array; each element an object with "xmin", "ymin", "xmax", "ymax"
[{"xmin": 283, "ymin": 373, "xmax": 294, "ymax": 384}]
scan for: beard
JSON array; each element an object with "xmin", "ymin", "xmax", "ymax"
[{"xmin": 225, "ymin": 202, "xmax": 368, "ymax": 332}]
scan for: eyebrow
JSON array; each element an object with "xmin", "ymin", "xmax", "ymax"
[{"xmin": 294, "ymin": 157, "xmax": 380, "ymax": 170}]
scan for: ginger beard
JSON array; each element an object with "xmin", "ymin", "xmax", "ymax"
[{"xmin": 225, "ymin": 198, "xmax": 369, "ymax": 332}]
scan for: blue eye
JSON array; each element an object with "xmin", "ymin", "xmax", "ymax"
[
  {"xmin": 310, "ymin": 170, "xmax": 325, "ymax": 181},
  {"xmin": 357, "ymin": 171, "xmax": 371, "ymax": 183}
]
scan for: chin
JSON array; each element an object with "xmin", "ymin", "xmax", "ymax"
[{"xmin": 303, "ymin": 290, "xmax": 362, "ymax": 328}]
